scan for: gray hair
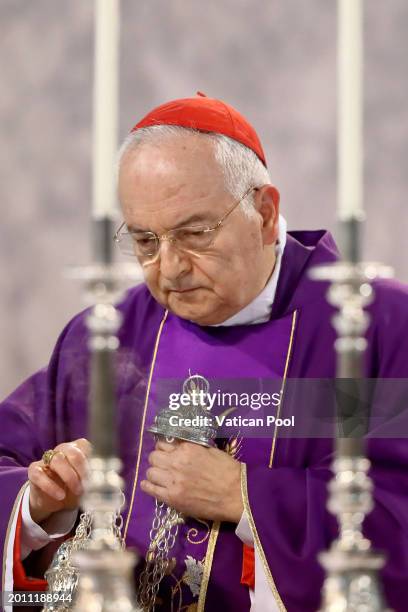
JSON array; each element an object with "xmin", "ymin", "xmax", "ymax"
[{"xmin": 117, "ymin": 125, "xmax": 270, "ymax": 216}]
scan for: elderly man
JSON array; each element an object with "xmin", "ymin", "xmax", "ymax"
[{"xmin": 1, "ymin": 94, "xmax": 407, "ymax": 612}]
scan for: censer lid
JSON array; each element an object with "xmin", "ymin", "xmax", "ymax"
[{"xmin": 148, "ymin": 374, "xmax": 217, "ymax": 447}]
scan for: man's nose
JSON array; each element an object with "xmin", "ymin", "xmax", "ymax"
[{"xmin": 159, "ymin": 240, "xmax": 191, "ymax": 280}]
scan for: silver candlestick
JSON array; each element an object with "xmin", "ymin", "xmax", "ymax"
[
  {"xmin": 311, "ymin": 218, "xmax": 393, "ymax": 612},
  {"xmin": 43, "ymin": 218, "xmax": 144, "ymax": 612}
]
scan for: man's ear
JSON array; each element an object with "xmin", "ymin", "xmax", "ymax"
[{"xmin": 256, "ymin": 185, "xmax": 280, "ymax": 245}]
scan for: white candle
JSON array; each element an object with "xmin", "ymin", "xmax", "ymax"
[
  {"xmin": 92, "ymin": 0, "xmax": 120, "ymax": 219},
  {"xmin": 337, "ymin": 0, "xmax": 364, "ymax": 221}
]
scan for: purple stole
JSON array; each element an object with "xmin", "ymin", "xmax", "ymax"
[{"xmin": 122, "ymin": 308, "xmax": 297, "ymax": 611}]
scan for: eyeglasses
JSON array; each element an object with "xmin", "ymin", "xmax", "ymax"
[{"xmin": 113, "ymin": 186, "xmax": 256, "ymax": 260}]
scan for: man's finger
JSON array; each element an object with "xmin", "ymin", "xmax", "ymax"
[
  {"xmin": 155, "ymin": 440, "xmax": 177, "ymax": 453},
  {"xmin": 56, "ymin": 438, "xmax": 92, "ymax": 460},
  {"xmin": 146, "ymin": 467, "xmax": 172, "ymax": 488},
  {"xmin": 28, "ymin": 463, "xmax": 66, "ymax": 501},
  {"xmin": 140, "ymin": 479, "xmax": 167, "ymax": 503},
  {"xmin": 56, "ymin": 444, "xmax": 88, "ymax": 481},
  {"xmin": 148, "ymin": 450, "xmax": 173, "ymax": 468},
  {"xmin": 72, "ymin": 438, "xmax": 92, "ymax": 457},
  {"xmin": 43, "ymin": 452, "xmax": 82, "ymax": 496}
]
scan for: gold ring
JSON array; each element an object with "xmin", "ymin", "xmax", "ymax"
[{"xmin": 42, "ymin": 449, "xmax": 63, "ymax": 466}]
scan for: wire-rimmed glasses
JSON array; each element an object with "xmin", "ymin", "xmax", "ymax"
[{"xmin": 113, "ymin": 186, "xmax": 256, "ymax": 260}]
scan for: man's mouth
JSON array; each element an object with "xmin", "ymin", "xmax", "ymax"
[{"xmin": 170, "ymin": 287, "xmax": 200, "ymax": 293}]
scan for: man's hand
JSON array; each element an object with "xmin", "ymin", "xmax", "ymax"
[
  {"xmin": 28, "ymin": 438, "xmax": 92, "ymax": 526},
  {"xmin": 140, "ymin": 440, "xmax": 244, "ymax": 523}
]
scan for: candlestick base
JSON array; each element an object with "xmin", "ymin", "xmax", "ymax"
[
  {"xmin": 71, "ymin": 457, "xmax": 142, "ymax": 612},
  {"xmin": 318, "ymin": 456, "xmax": 391, "ymax": 612}
]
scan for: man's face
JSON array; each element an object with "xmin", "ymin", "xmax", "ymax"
[{"xmin": 118, "ymin": 134, "xmax": 278, "ymax": 325}]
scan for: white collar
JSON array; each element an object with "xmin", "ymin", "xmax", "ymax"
[{"xmin": 211, "ymin": 215, "xmax": 287, "ymax": 327}]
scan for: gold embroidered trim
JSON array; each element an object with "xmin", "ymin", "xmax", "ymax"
[
  {"xmin": 241, "ymin": 463, "xmax": 287, "ymax": 611},
  {"xmin": 268, "ymin": 309, "xmax": 298, "ymax": 469},
  {"xmin": 224, "ymin": 436, "xmax": 243, "ymax": 461},
  {"xmin": 186, "ymin": 520, "xmax": 211, "ymax": 545},
  {"xmin": 123, "ymin": 309, "xmax": 169, "ymax": 539},
  {"xmin": 197, "ymin": 521, "xmax": 220, "ymax": 612},
  {"xmin": 2, "ymin": 481, "xmax": 30, "ymax": 593}
]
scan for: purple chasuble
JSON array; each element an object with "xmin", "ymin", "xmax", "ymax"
[
  {"xmin": 1, "ymin": 229, "xmax": 407, "ymax": 612},
  {"xmin": 125, "ymin": 309, "xmax": 295, "ymax": 611}
]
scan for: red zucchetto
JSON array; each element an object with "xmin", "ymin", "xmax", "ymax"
[{"xmin": 130, "ymin": 92, "xmax": 267, "ymax": 167}]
